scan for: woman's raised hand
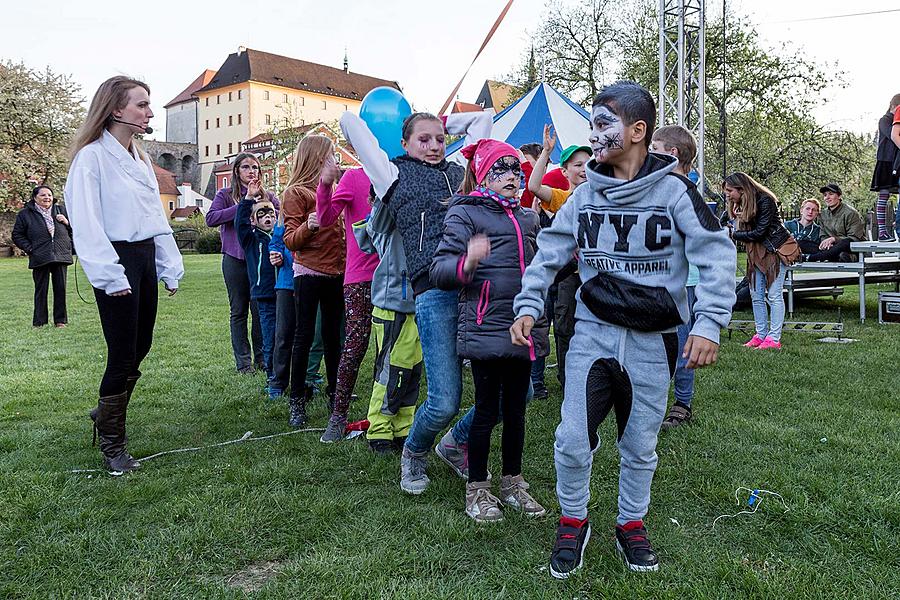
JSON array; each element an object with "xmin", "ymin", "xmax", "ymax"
[
  {"xmin": 321, "ymin": 153, "xmax": 340, "ymax": 186},
  {"xmin": 247, "ymin": 176, "xmax": 262, "ymax": 198}
]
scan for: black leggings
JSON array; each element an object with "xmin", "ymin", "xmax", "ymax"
[
  {"xmin": 32, "ymin": 262, "xmax": 68, "ymax": 326},
  {"xmin": 468, "ymin": 358, "xmax": 531, "ymax": 483},
  {"xmin": 93, "ymin": 240, "xmax": 158, "ymax": 397},
  {"xmin": 290, "ymin": 274, "xmax": 344, "ymax": 399}
]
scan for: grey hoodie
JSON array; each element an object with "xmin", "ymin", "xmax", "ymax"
[
  {"xmin": 353, "ymin": 197, "xmax": 416, "ymax": 314},
  {"xmin": 514, "ymin": 153, "xmax": 736, "ymax": 343}
]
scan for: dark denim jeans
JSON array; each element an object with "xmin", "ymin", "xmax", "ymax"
[{"xmin": 673, "ymin": 286, "xmax": 696, "ymax": 407}]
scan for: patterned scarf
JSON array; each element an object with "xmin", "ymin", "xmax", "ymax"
[
  {"xmin": 472, "ymin": 185, "xmax": 520, "ymax": 209},
  {"xmin": 36, "ymin": 204, "xmax": 54, "ymax": 237}
]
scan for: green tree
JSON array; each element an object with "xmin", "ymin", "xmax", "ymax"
[{"xmin": 0, "ymin": 61, "xmax": 84, "ymax": 211}]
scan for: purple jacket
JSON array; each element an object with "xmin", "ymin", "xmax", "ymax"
[{"xmin": 206, "ymin": 186, "xmax": 279, "ymax": 260}]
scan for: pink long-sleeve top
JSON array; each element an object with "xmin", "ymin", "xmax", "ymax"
[{"xmin": 315, "ymin": 168, "xmax": 379, "ymax": 285}]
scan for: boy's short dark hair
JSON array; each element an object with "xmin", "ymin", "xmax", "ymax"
[
  {"xmin": 519, "ymin": 143, "xmax": 543, "ymax": 159},
  {"xmin": 592, "ymin": 81, "xmax": 656, "ymax": 148},
  {"xmin": 652, "ymin": 125, "xmax": 697, "ymax": 170}
]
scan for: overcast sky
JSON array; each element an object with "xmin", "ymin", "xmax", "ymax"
[{"xmin": 2, "ymin": 0, "xmax": 896, "ymax": 140}]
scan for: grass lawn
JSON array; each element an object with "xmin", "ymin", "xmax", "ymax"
[{"xmin": 1, "ymin": 253, "xmax": 898, "ymax": 599}]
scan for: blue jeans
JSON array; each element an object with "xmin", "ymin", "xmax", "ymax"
[
  {"xmin": 673, "ymin": 286, "xmax": 696, "ymax": 407},
  {"xmin": 405, "ymin": 289, "xmax": 463, "ymax": 454},
  {"xmin": 750, "ymin": 265, "xmax": 786, "ymax": 342},
  {"xmin": 257, "ymin": 298, "xmax": 277, "ymax": 382},
  {"xmin": 452, "ymin": 378, "xmax": 534, "ymax": 443}
]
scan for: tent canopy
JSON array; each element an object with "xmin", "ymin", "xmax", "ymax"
[{"xmin": 446, "ymin": 83, "xmax": 591, "ymax": 165}]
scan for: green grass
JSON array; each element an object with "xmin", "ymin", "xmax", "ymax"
[{"xmin": 1, "ymin": 254, "xmax": 898, "ymax": 599}]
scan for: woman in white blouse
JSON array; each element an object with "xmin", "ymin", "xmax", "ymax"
[{"xmin": 65, "ymin": 76, "xmax": 184, "ymax": 474}]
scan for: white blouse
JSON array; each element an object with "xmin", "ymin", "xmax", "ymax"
[{"xmin": 65, "ymin": 130, "xmax": 184, "ymax": 294}]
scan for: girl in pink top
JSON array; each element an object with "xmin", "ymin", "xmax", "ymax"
[{"xmin": 316, "ymin": 157, "xmax": 379, "ymax": 442}]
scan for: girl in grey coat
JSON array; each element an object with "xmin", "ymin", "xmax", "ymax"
[{"xmin": 431, "ymin": 139, "xmax": 548, "ymax": 523}]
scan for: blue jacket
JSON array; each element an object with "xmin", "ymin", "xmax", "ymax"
[
  {"xmin": 269, "ymin": 223, "xmax": 295, "ymax": 291},
  {"xmin": 235, "ymin": 198, "xmax": 276, "ymax": 301}
]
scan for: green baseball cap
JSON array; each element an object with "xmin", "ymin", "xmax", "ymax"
[{"xmin": 559, "ymin": 144, "xmax": 592, "ymax": 166}]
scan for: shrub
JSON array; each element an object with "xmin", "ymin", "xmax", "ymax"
[{"xmin": 196, "ymin": 230, "xmax": 221, "ymax": 254}]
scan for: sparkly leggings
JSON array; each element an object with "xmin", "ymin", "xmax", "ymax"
[{"xmin": 331, "ymin": 281, "xmax": 373, "ymax": 418}]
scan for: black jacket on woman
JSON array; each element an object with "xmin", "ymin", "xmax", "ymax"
[
  {"xmin": 430, "ymin": 194, "xmax": 549, "ymax": 361},
  {"xmin": 12, "ymin": 201, "xmax": 74, "ymax": 269},
  {"xmin": 732, "ymin": 194, "xmax": 788, "ymax": 253}
]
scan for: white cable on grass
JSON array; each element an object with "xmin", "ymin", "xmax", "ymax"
[
  {"xmin": 69, "ymin": 427, "xmax": 326, "ymax": 474},
  {"xmin": 712, "ymin": 487, "xmax": 790, "ymax": 527}
]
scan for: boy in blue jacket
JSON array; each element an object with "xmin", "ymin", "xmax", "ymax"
[{"xmin": 235, "ymin": 180, "xmax": 278, "ymax": 387}]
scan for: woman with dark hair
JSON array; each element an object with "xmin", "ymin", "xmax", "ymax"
[
  {"xmin": 723, "ymin": 172, "xmax": 788, "ymax": 350},
  {"xmin": 65, "ymin": 75, "xmax": 184, "ymax": 473},
  {"xmin": 205, "ymin": 152, "xmax": 278, "ymax": 373},
  {"xmin": 872, "ymin": 93, "xmax": 900, "ymax": 241},
  {"xmin": 12, "ymin": 185, "xmax": 73, "ymax": 327}
]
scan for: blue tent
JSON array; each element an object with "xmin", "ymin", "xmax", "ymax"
[{"xmin": 446, "ymin": 83, "xmax": 591, "ymax": 164}]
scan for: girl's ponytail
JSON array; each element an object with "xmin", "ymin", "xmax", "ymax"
[{"xmin": 461, "ymin": 160, "xmax": 478, "ymax": 195}]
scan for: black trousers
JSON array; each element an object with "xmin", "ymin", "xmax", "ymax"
[
  {"xmin": 468, "ymin": 358, "xmax": 531, "ymax": 483},
  {"xmin": 32, "ymin": 262, "xmax": 68, "ymax": 326},
  {"xmin": 806, "ymin": 238, "xmax": 853, "ymax": 262},
  {"xmin": 222, "ymin": 254, "xmax": 263, "ymax": 370},
  {"xmin": 554, "ymin": 272, "xmax": 580, "ymax": 388},
  {"xmin": 272, "ymin": 288, "xmax": 295, "ymax": 393},
  {"xmin": 290, "ymin": 274, "xmax": 344, "ymax": 400},
  {"xmin": 93, "ymin": 240, "xmax": 158, "ymax": 397}
]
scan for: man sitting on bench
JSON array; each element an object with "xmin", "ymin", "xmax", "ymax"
[
  {"xmin": 786, "ymin": 198, "xmax": 823, "ymax": 258},
  {"xmin": 804, "ymin": 183, "xmax": 866, "ymax": 262}
]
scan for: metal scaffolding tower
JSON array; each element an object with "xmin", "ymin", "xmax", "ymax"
[{"xmin": 658, "ymin": 0, "xmax": 706, "ymax": 187}]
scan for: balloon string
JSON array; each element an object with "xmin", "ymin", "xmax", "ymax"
[{"xmin": 438, "ymin": 0, "xmax": 516, "ymax": 116}]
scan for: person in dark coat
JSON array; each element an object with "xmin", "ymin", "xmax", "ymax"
[
  {"xmin": 12, "ymin": 185, "xmax": 74, "ymax": 327},
  {"xmin": 872, "ymin": 94, "xmax": 900, "ymax": 240},
  {"xmin": 431, "ymin": 139, "xmax": 549, "ymax": 523}
]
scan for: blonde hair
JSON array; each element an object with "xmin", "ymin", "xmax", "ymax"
[
  {"xmin": 283, "ymin": 135, "xmax": 334, "ymax": 194},
  {"xmin": 723, "ymin": 171, "xmax": 779, "ymax": 229},
  {"xmin": 801, "ymin": 197, "xmax": 821, "ymax": 210},
  {"xmin": 70, "ymin": 76, "xmax": 150, "ymax": 160}
]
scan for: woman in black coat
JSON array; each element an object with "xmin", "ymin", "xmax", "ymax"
[{"xmin": 12, "ymin": 185, "xmax": 74, "ymax": 327}]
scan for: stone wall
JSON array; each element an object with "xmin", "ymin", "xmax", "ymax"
[{"xmin": 141, "ymin": 140, "xmax": 200, "ymax": 191}]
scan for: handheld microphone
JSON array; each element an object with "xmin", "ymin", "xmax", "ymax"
[{"xmin": 111, "ymin": 118, "xmax": 153, "ymax": 135}]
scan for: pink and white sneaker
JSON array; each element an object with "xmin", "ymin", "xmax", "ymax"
[
  {"xmin": 743, "ymin": 334, "xmax": 764, "ymax": 348},
  {"xmin": 756, "ymin": 337, "xmax": 782, "ymax": 350}
]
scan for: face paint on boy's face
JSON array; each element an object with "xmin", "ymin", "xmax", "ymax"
[
  {"xmin": 589, "ymin": 105, "xmax": 626, "ymax": 163},
  {"xmin": 253, "ymin": 206, "xmax": 276, "ymax": 231}
]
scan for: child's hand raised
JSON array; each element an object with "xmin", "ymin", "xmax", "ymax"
[
  {"xmin": 321, "ymin": 153, "xmax": 340, "ymax": 186},
  {"xmin": 464, "ymin": 234, "xmax": 490, "ymax": 273},
  {"xmin": 542, "ymin": 124, "xmax": 557, "ymax": 154}
]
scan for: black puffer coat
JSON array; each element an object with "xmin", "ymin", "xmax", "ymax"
[
  {"xmin": 732, "ymin": 194, "xmax": 789, "ymax": 253},
  {"xmin": 12, "ymin": 201, "xmax": 74, "ymax": 269},
  {"xmin": 430, "ymin": 194, "xmax": 550, "ymax": 361}
]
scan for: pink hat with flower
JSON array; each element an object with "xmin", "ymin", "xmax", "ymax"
[{"xmin": 460, "ymin": 139, "xmax": 518, "ymax": 184}]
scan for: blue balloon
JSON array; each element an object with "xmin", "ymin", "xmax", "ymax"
[{"xmin": 359, "ymin": 87, "xmax": 412, "ymax": 160}]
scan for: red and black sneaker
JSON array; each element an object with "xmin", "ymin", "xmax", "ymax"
[
  {"xmin": 549, "ymin": 516, "xmax": 591, "ymax": 579},
  {"xmin": 615, "ymin": 520, "xmax": 659, "ymax": 572}
]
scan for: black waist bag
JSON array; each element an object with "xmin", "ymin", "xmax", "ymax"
[{"xmin": 580, "ymin": 272, "xmax": 684, "ymax": 332}]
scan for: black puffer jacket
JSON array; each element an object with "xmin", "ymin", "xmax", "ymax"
[
  {"xmin": 383, "ymin": 156, "xmax": 464, "ymax": 296},
  {"xmin": 12, "ymin": 201, "xmax": 74, "ymax": 269},
  {"xmin": 430, "ymin": 194, "xmax": 550, "ymax": 361},
  {"xmin": 732, "ymin": 194, "xmax": 789, "ymax": 252}
]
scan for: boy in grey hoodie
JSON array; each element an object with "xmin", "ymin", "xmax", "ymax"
[{"xmin": 510, "ymin": 82, "xmax": 736, "ymax": 576}]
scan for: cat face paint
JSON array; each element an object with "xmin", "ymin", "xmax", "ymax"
[
  {"xmin": 482, "ymin": 156, "xmax": 522, "ymax": 198},
  {"xmin": 401, "ymin": 119, "xmax": 446, "ymax": 164},
  {"xmin": 589, "ymin": 105, "xmax": 626, "ymax": 163}
]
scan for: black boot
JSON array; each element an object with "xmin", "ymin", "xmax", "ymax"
[
  {"xmin": 96, "ymin": 391, "xmax": 141, "ymax": 474},
  {"xmin": 288, "ymin": 395, "xmax": 307, "ymax": 428},
  {"xmin": 90, "ymin": 372, "xmax": 140, "ymax": 446}
]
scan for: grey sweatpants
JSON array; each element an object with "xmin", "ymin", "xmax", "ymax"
[{"xmin": 554, "ymin": 318, "xmax": 678, "ymax": 524}]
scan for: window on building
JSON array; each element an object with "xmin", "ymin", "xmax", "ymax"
[
  {"xmin": 237, "ymin": 114, "xmax": 242, "ymax": 125},
  {"xmin": 196, "ymin": 198, "xmax": 203, "ymax": 208},
  {"xmin": 282, "ymin": 93, "xmax": 288, "ymax": 103},
  {"xmin": 228, "ymin": 115, "xmax": 233, "ymax": 126},
  {"xmin": 205, "ymin": 146, "xmax": 209, "ymax": 156},
  {"xmin": 264, "ymin": 90, "xmax": 270, "ymax": 100},
  {"xmin": 343, "ymin": 104, "xmax": 348, "ymax": 111},
  {"xmin": 216, "ymin": 118, "xmax": 220, "ymax": 128},
  {"xmin": 228, "ymin": 91, "xmax": 233, "ymax": 101},
  {"xmin": 217, "ymin": 94, "xmax": 221, "ymax": 104},
  {"xmin": 205, "ymin": 97, "xmax": 209, "ymax": 106},
  {"xmin": 265, "ymin": 114, "xmax": 271, "ymax": 125},
  {"xmin": 168, "ymin": 201, "xmax": 174, "ymax": 211},
  {"xmin": 322, "ymin": 100, "xmax": 327, "ymax": 109},
  {"xmin": 223, "ymin": 177, "xmax": 228, "ymax": 188},
  {"xmin": 216, "ymin": 144, "xmax": 220, "ymax": 155},
  {"xmin": 228, "ymin": 142, "xmax": 233, "ymax": 154},
  {"xmin": 298, "ymin": 97, "xmax": 305, "ymax": 106},
  {"xmin": 205, "ymin": 120, "xmax": 209, "ymax": 130},
  {"xmin": 238, "ymin": 90, "xmax": 242, "ymax": 100}
]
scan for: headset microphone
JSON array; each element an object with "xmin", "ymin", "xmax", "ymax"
[{"xmin": 112, "ymin": 118, "xmax": 153, "ymax": 135}]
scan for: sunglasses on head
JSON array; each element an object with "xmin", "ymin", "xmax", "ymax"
[{"xmin": 488, "ymin": 157, "xmax": 522, "ymax": 177}]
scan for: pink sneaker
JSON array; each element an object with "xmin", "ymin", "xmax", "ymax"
[
  {"xmin": 743, "ymin": 334, "xmax": 764, "ymax": 348},
  {"xmin": 756, "ymin": 337, "xmax": 782, "ymax": 350}
]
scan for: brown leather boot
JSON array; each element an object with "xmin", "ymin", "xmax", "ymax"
[
  {"xmin": 91, "ymin": 372, "xmax": 140, "ymax": 446},
  {"xmin": 96, "ymin": 391, "xmax": 141, "ymax": 474}
]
